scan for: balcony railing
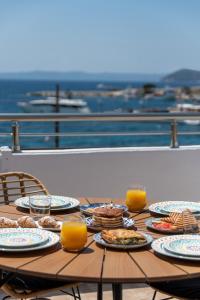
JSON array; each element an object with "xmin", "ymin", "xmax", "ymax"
[{"xmin": 0, "ymin": 112, "xmax": 200, "ymax": 152}]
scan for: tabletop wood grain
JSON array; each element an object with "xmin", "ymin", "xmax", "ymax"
[{"xmin": 0, "ymin": 198, "xmax": 199, "ymax": 283}]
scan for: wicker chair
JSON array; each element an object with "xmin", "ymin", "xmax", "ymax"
[
  {"xmin": 0, "ymin": 172, "xmax": 48, "ymax": 204},
  {"xmin": 0, "ymin": 172, "xmax": 81, "ymax": 300}
]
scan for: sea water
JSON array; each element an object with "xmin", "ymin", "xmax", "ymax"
[{"xmin": 0, "ymin": 79, "xmax": 199, "ymax": 149}]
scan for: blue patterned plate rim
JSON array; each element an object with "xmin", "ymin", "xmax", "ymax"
[
  {"xmin": 145, "ymin": 218, "xmax": 183, "ymax": 234},
  {"xmin": 149, "ymin": 201, "xmax": 200, "ymax": 216},
  {"xmin": 152, "ymin": 236, "xmax": 200, "ymax": 261},
  {"xmin": 164, "ymin": 235, "xmax": 200, "ymax": 257},
  {"xmin": 0, "ymin": 229, "xmax": 59, "ymax": 252},
  {"xmin": 22, "ymin": 195, "xmax": 69, "ymax": 209},
  {"xmin": 80, "ymin": 203, "xmax": 128, "ymax": 216},
  {"xmin": 93, "ymin": 231, "xmax": 153, "ymax": 250},
  {"xmin": 85, "ymin": 217, "xmax": 134, "ymax": 231},
  {"xmin": 161, "ymin": 202, "xmax": 200, "ymax": 214},
  {"xmin": 15, "ymin": 196, "xmax": 80, "ymax": 211},
  {"xmin": 0, "ymin": 228, "xmax": 49, "ymax": 248}
]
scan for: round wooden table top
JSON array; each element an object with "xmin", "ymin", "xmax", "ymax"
[{"xmin": 0, "ymin": 197, "xmax": 200, "ymax": 284}]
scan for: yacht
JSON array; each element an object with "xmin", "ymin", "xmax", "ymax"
[{"xmin": 17, "ymin": 97, "xmax": 90, "ymax": 113}]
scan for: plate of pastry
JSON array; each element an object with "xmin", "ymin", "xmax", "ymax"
[
  {"xmin": 93, "ymin": 229, "xmax": 153, "ymax": 249},
  {"xmin": 85, "ymin": 206, "xmax": 134, "ymax": 231},
  {"xmin": 80, "ymin": 202, "xmax": 128, "ymax": 216},
  {"xmin": 0, "ymin": 216, "xmax": 62, "ymax": 232}
]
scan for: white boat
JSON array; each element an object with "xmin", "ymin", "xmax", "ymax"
[
  {"xmin": 183, "ymin": 119, "xmax": 200, "ymax": 125},
  {"xmin": 18, "ymin": 97, "xmax": 90, "ymax": 113},
  {"xmin": 170, "ymin": 103, "xmax": 200, "ymax": 112}
]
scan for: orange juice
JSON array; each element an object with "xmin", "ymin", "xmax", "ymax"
[
  {"xmin": 61, "ymin": 218, "xmax": 87, "ymax": 251},
  {"xmin": 126, "ymin": 186, "xmax": 147, "ymax": 212}
]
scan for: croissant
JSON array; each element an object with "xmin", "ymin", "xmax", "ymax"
[
  {"xmin": 38, "ymin": 216, "xmax": 59, "ymax": 228},
  {"xmin": 18, "ymin": 216, "xmax": 38, "ymax": 228},
  {"xmin": 0, "ymin": 217, "xmax": 18, "ymax": 228}
]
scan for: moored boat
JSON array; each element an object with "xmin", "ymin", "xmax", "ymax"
[{"xmin": 18, "ymin": 97, "xmax": 90, "ymax": 113}]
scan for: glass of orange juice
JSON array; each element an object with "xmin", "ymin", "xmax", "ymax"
[
  {"xmin": 126, "ymin": 185, "xmax": 147, "ymax": 212},
  {"xmin": 61, "ymin": 215, "xmax": 87, "ymax": 252}
]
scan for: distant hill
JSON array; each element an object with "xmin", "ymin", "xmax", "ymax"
[
  {"xmin": 0, "ymin": 71, "xmax": 162, "ymax": 82},
  {"xmin": 163, "ymin": 69, "xmax": 200, "ymax": 83}
]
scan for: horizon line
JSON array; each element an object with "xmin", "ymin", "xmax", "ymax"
[{"xmin": 0, "ymin": 70, "xmax": 165, "ymax": 75}]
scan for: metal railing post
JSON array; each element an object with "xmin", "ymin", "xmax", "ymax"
[
  {"xmin": 12, "ymin": 121, "xmax": 21, "ymax": 152},
  {"xmin": 54, "ymin": 83, "xmax": 60, "ymax": 148},
  {"xmin": 170, "ymin": 120, "xmax": 179, "ymax": 148}
]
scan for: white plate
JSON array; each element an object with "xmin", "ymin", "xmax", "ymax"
[
  {"xmin": 15, "ymin": 195, "xmax": 80, "ymax": 211},
  {"xmin": 164, "ymin": 235, "xmax": 200, "ymax": 257},
  {"xmin": 0, "ymin": 229, "xmax": 59, "ymax": 252},
  {"xmin": 149, "ymin": 201, "xmax": 200, "ymax": 216},
  {"xmin": 94, "ymin": 232, "xmax": 153, "ymax": 250},
  {"xmin": 152, "ymin": 236, "xmax": 200, "ymax": 261},
  {"xmin": 86, "ymin": 217, "xmax": 135, "ymax": 231},
  {"xmin": 22, "ymin": 195, "xmax": 69, "ymax": 209},
  {"xmin": 0, "ymin": 228, "xmax": 49, "ymax": 248},
  {"xmin": 162, "ymin": 202, "xmax": 200, "ymax": 214}
]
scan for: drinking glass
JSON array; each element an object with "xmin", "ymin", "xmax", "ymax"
[
  {"xmin": 29, "ymin": 194, "xmax": 51, "ymax": 220},
  {"xmin": 61, "ymin": 215, "xmax": 87, "ymax": 252},
  {"xmin": 126, "ymin": 184, "xmax": 147, "ymax": 212}
]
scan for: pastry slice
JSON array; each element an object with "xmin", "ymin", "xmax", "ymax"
[
  {"xmin": 101, "ymin": 229, "xmax": 146, "ymax": 245},
  {"xmin": 18, "ymin": 216, "xmax": 38, "ymax": 228},
  {"xmin": 38, "ymin": 216, "xmax": 59, "ymax": 228},
  {"xmin": 0, "ymin": 217, "xmax": 18, "ymax": 228}
]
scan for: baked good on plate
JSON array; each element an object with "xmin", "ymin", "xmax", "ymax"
[
  {"xmin": 101, "ymin": 229, "xmax": 146, "ymax": 245},
  {"xmin": 18, "ymin": 216, "xmax": 38, "ymax": 228},
  {"xmin": 38, "ymin": 216, "xmax": 59, "ymax": 228},
  {"xmin": 0, "ymin": 217, "xmax": 18, "ymax": 228}
]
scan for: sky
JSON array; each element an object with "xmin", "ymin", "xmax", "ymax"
[{"xmin": 0, "ymin": 0, "xmax": 200, "ymax": 74}]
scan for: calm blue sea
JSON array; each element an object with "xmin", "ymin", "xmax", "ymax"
[{"xmin": 0, "ymin": 79, "xmax": 199, "ymax": 149}]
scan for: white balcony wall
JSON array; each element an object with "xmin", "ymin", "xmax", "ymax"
[{"xmin": 0, "ymin": 146, "xmax": 200, "ymax": 204}]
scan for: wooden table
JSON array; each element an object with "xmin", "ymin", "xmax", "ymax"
[{"xmin": 0, "ymin": 197, "xmax": 200, "ymax": 300}]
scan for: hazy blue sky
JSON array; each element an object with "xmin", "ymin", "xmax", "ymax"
[{"xmin": 0, "ymin": 0, "xmax": 200, "ymax": 73}]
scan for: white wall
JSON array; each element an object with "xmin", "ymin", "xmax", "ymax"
[{"xmin": 0, "ymin": 146, "xmax": 200, "ymax": 204}]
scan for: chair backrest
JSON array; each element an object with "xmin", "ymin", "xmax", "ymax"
[{"xmin": 0, "ymin": 172, "xmax": 48, "ymax": 205}]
